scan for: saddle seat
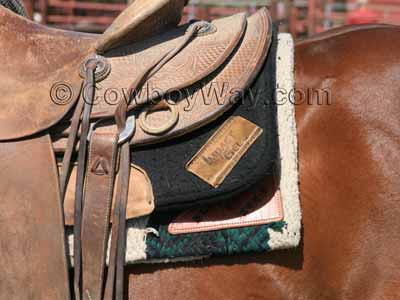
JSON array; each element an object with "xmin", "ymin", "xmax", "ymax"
[{"xmin": 0, "ymin": 8, "xmax": 94, "ymax": 139}]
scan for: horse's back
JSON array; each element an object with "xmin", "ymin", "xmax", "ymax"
[{"xmin": 294, "ymin": 24, "xmax": 400, "ymax": 299}]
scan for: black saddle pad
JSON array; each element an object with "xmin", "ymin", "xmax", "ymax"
[{"xmin": 133, "ymin": 26, "xmax": 278, "ymax": 211}]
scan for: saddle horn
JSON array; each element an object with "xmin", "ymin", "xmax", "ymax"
[{"xmin": 95, "ymin": 0, "xmax": 188, "ymax": 53}]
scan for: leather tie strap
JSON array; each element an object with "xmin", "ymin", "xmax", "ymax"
[
  {"xmin": 103, "ymin": 142, "xmax": 131, "ymax": 300},
  {"xmin": 115, "ymin": 143, "xmax": 131, "ymax": 300},
  {"xmin": 74, "ymin": 60, "xmax": 99, "ymax": 300},
  {"xmin": 59, "ymin": 97, "xmax": 85, "ymax": 201}
]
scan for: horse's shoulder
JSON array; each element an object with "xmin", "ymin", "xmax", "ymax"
[
  {"xmin": 296, "ymin": 24, "xmax": 400, "ymax": 47},
  {"xmin": 295, "ymin": 23, "xmax": 400, "ymax": 72}
]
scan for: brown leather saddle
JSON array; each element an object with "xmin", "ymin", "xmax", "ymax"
[{"xmin": 0, "ymin": 1, "xmax": 273, "ymax": 299}]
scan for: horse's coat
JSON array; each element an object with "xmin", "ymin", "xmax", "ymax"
[
  {"xmin": 1, "ymin": 1, "xmax": 399, "ymax": 297},
  {"xmin": 126, "ymin": 25, "xmax": 400, "ymax": 300}
]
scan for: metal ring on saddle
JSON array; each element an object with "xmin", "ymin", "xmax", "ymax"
[
  {"xmin": 87, "ymin": 115, "xmax": 136, "ymax": 144},
  {"xmin": 80, "ymin": 54, "xmax": 111, "ymax": 82},
  {"xmin": 139, "ymin": 102, "xmax": 179, "ymax": 135}
]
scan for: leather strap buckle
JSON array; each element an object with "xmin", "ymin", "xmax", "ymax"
[
  {"xmin": 87, "ymin": 115, "xmax": 136, "ymax": 144},
  {"xmin": 138, "ymin": 101, "xmax": 179, "ymax": 135}
]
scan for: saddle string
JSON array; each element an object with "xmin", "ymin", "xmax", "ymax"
[
  {"xmin": 59, "ymin": 98, "xmax": 85, "ymax": 201},
  {"xmin": 75, "ymin": 60, "xmax": 99, "ymax": 300},
  {"xmin": 115, "ymin": 20, "xmax": 210, "ymax": 128}
]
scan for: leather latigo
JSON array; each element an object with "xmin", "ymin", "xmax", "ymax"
[
  {"xmin": 81, "ymin": 131, "xmax": 119, "ymax": 300},
  {"xmin": 0, "ymin": 2, "xmax": 273, "ymax": 300}
]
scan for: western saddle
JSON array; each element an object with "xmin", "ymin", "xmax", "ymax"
[{"xmin": 0, "ymin": 1, "xmax": 272, "ymax": 299}]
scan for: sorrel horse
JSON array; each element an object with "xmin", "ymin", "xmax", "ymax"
[
  {"xmin": 125, "ymin": 25, "xmax": 400, "ymax": 299},
  {"xmin": 3, "ymin": 2, "xmax": 399, "ymax": 298}
]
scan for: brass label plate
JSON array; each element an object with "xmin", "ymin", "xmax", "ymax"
[{"xmin": 186, "ymin": 116, "xmax": 263, "ymax": 188}]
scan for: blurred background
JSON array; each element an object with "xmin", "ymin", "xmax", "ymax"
[{"xmin": 21, "ymin": 0, "xmax": 400, "ymax": 38}]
